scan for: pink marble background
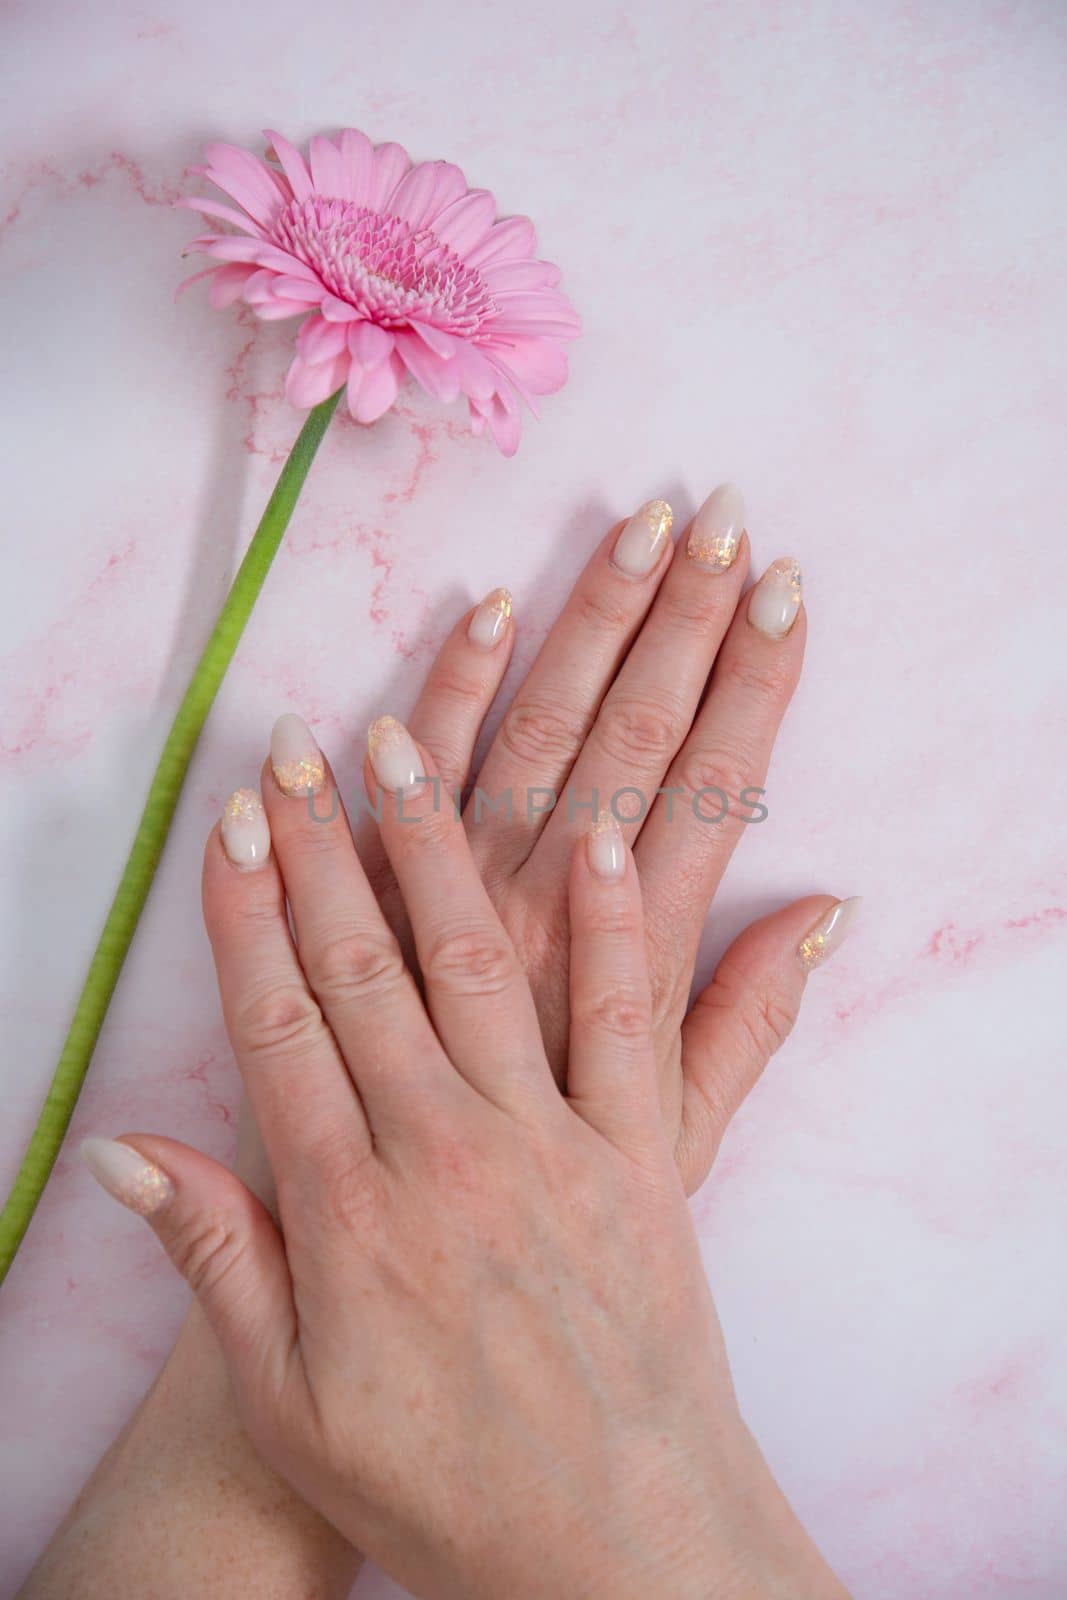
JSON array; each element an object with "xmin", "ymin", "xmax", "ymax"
[{"xmin": 2, "ymin": 0, "xmax": 1065, "ymax": 1593}]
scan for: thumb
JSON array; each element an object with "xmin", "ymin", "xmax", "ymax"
[
  {"xmin": 81, "ymin": 1134, "xmax": 294, "ymax": 1391},
  {"xmin": 676, "ymin": 894, "xmax": 861, "ymax": 1194}
]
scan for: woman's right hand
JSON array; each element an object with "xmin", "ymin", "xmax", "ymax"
[{"xmin": 85, "ymin": 722, "xmax": 847, "ymax": 1600}]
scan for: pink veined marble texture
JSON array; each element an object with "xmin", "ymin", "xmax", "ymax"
[{"xmin": 1, "ymin": 0, "xmax": 1065, "ymax": 1594}]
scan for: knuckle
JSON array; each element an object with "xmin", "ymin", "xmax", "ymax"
[
  {"xmin": 432, "ymin": 661, "xmax": 491, "ymax": 714},
  {"xmin": 499, "ymin": 695, "xmax": 587, "ymax": 768},
  {"xmin": 235, "ymin": 982, "xmax": 326, "ymax": 1062},
  {"xmin": 574, "ymin": 983, "xmax": 652, "ymax": 1043},
  {"xmin": 720, "ymin": 647, "xmax": 793, "ymax": 705},
  {"xmin": 575, "ymin": 584, "xmax": 629, "ymax": 635},
  {"xmin": 305, "ymin": 928, "xmax": 407, "ymax": 1009},
  {"xmin": 739, "ymin": 986, "xmax": 799, "ymax": 1059},
  {"xmin": 673, "ymin": 739, "xmax": 757, "ymax": 813},
  {"xmin": 424, "ymin": 924, "xmax": 519, "ymax": 997},
  {"xmin": 711, "ymin": 956, "xmax": 799, "ymax": 1062},
  {"xmin": 583, "ymin": 900, "xmax": 643, "ymax": 941},
  {"xmin": 168, "ymin": 1208, "xmax": 244, "ymax": 1298},
  {"xmin": 594, "ymin": 691, "xmax": 685, "ymax": 767},
  {"xmin": 319, "ymin": 1154, "xmax": 380, "ymax": 1232},
  {"xmin": 658, "ymin": 583, "xmax": 730, "ymax": 636}
]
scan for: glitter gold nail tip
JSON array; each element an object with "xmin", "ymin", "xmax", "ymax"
[
  {"xmin": 612, "ymin": 498, "xmax": 674, "ymax": 578},
  {"xmin": 796, "ymin": 897, "xmax": 862, "ymax": 972},
  {"xmin": 221, "ymin": 787, "xmax": 271, "ymax": 871},
  {"xmin": 748, "ymin": 557, "xmax": 803, "ymax": 638},
  {"xmin": 687, "ymin": 483, "xmax": 745, "ymax": 572},
  {"xmin": 367, "ymin": 715, "xmax": 422, "ymax": 794},
  {"xmin": 270, "ymin": 712, "xmax": 326, "ymax": 797},
  {"xmin": 81, "ymin": 1137, "xmax": 174, "ymax": 1217},
  {"xmin": 468, "ymin": 586, "xmax": 513, "ymax": 650}
]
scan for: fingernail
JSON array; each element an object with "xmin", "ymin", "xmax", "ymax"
[
  {"xmin": 221, "ymin": 788, "xmax": 271, "ymax": 871},
  {"xmin": 797, "ymin": 897, "xmax": 862, "ymax": 972},
  {"xmin": 368, "ymin": 715, "xmax": 422, "ymax": 794},
  {"xmin": 468, "ymin": 587, "xmax": 513, "ymax": 650},
  {"xmin": 748, "ymin": 558, "xmax": 802, "ymax": 638},
  {"xmin": 587, "ymin": 810, "xmax": 626, "ymax": 880},
  {"xmin": 687, "ymin": 483, "xmax": 745, "ymax": 572},
  {"xmin": 81, "ymin": 1137, "xmax": 174, "ymax": 1216},
  {"xmin": 611, "ymin": 499, "xmax": 673, "ymax": 578},
  {"xmin": 270, "ymin": 712, "xmax": 326, "ymax": 797}
]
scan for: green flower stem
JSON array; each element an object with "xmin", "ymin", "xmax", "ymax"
[{"xmin": 0, "ymin": 386, "xmax": 343, "ymax": 1284}]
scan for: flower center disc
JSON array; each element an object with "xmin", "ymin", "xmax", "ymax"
[{"xmin": 274, "ymin": 196, "xmax": 496, "ymax": 334}]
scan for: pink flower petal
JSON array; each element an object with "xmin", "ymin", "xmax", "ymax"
[
  {"xmin": 395, "ymin": 332, "xmax": 462, "ymax": 402},
  {"xmin": 465, "ymin": 216, "xmax": 537, "ymax": 269},
  {"xmin": 367, "ymin": 142, "xmax": 411, "ymax": 212},
  {"xmin": 298, "ymin": 314, "xmax": 349, "ymax": 364},
  {"xmin": 410, "ymin": 320, "xmax": 458, "ymax": 360},
  {"xmin": 347, "ymin": 352, "xmax": 401, "ymax": 423},
  {"xmin": 320, "ymin": 293, "xmax": 361, "ymax": 322},
  {"xmin": 389, "ymin": 161, "xmax": 467, "ymax": 230},
  {"xmin": 486, "ymin": 335, "xmax": 568, "ymax": 395},
  {"xmin": 308, "ymin": 134, "xmax": 348, "ymax": 199},
  {"xmin": 202, "ymin": 142, "xmax": 289, "ymax": 227},
  {"xmin": 263, "ymin": 130, "xmax": 313, "ymax": 202},
  {"xmin": 348, "ymin": 321, "xmax": 394, "ymax": 367},
  {"xmin": 174, "ymin": 195, "xmax": 266, "ymax": 237},
  {"xmin": 453, "ymin": 345, "xmax": 498, "ymax": 401},
  {"xmin": 469, "ymin": 388, "xmax": 521, "ymax": 456},
  {"xmin": 208, "ymin": 262, "xmax": 258, "ymax": 308},
  {"xmin": 432, "ymin": 190, "xmax": 497, "ymax": 255},
  {"xmin": 271, "ymin": 275, "xmax": 327, "ymax": 304},
  {"xmin": 286, "ymin": 350, "xmax": 350, "ymax": 408},
  {"xmin": 253, "ymin": 297, "xmax": 318, "ymax": 320},
  {"xmin": 339, "ymin": 128, "xmax": 374, "ymax": 206},
  {"xmin": 481, "ymin": 259, "xmax": 561, "ymax": 292}
]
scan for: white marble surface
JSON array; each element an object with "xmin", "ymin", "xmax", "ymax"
[{"xmin": 2, "ymin": 1, "xmax": 1065, "ymax": 1593}]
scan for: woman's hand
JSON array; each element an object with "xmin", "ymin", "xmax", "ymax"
[
  {"xmin": 82, "ymin": 725, "xmax": 847, "ymax": 1600},
  {"xmin": 329, "ymin": 486, "xmax": 853, "ymax": 1196}
]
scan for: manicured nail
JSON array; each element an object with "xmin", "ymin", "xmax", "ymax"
[
  {"xmin": 587, "ymin": 810, "xmax": 626, "ymax": 880},
  {"xmin": 468, "ymin": 587, "xmax": 513, "ymax": 650},
  {"xmin": 748, "ymin": 558, "xmax": 802, "ymax": 638},
  {"xmin": 611, "ymin": 499, "xmax": 673, "ymax": 578},
  {"xmin": 220, "ymin": 788, "xmax": 271, "ymax": 871},
  {"xmin": 368, "ymin": 715, "xmax": 422, "ymax": 794},
  {"xmin": 797, "ymin": 897, "xmax": 861, "ymax": 972},
  {"xmin": 270, "ymin": 712, "xmax": 326, "ymax": 797},
  {"xmin": 81, "ymin": 1137, "xmax": 174, "ymax": 1216},
  {"xmin": 687, "ymin": 483, "xmax": 745, "ymax": 572}
]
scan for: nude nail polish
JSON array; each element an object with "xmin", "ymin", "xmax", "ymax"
[
  {"xmin": 687, "ymin": 483, "xmax": 745, "ymax": 572},
  {"xmin": 611, "ymin": 499, "xmax": 673, "ymax": 578},
  {"xmin": 468, "ymin": 587, "xmax": 513, "ymax": 650},
  {"xmin": 368, "ymin": 715, "xmax": 422, "ymax": 794},
  {"xmin": 221, "ymin": 787, "xmax": 271, "ymax": 871},
  {"xmin": 270, "ymin": 712, "xmax": 326, "ymax": 797},
  {"xmin": 587, "ymin": 811, "xmax": 625, "ymax": 880},
  {"xmin": 797, "ymin": 897, "xmax": 861, "ymax": 972},
  {"xmin": 81, "ymin": 1137, "xmax": 174, "ymax": 1216},
  {"xmin": 748, "ymin": 558, "xmax": 802, "ymax": 638}
]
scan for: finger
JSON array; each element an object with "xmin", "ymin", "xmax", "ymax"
[
  {"xmin": 365, "ymin": 715, "xmax": 552, "ymax": 1116},
  {"xmin": 565, "ymin": 814, "xmax": 661, "ymax": 1158},
  {"xmin": 637, "ymin": 557, "xmax": 806, "ymax": 1007},
  {"xmin": 675, "ymin": 894, "xmax": 861, "ymax": 1193},
  {"xmin": 81, "ymin": 1134, "xmax": 295, "ymax": 1405},
  {"xmin": 203, "ymin": 789, "xmax": 368, "ymax": 1175},
  {"xmin": 523, "ymin": 486, "xmax": 750, "ymax": 894},
  {"xmin": 468, "ymin": 498, "xmax": 676, "ymax": 882},
  {"xmin": 262, "ymin": 714, "xmax": 453, "ymax": 1133},
  {"xmin": 353, "ymin": 587, "xmax": 516, "ymax": 937}
]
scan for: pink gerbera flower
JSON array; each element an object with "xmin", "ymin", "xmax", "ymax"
[{"xmin": 179, "ymin": 129, "xmax": 581, "ymax": 454}]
